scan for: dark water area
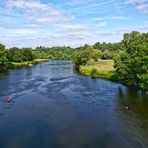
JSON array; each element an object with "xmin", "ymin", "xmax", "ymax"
[{"xmin": 0, "ymin": 60, "xmax": 148, "ymax": 148}]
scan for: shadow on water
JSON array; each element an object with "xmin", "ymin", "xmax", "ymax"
[
  {"xmin": 116, "ymin": 87, "xmax": 148, "ymax": 128},
  {"xmin": 0, "ymin": 70, "xmax": 8, "ymax": 78},
  {"xmin": 114, "ymin": 87, "xmax": 148, "ymax": 147}
]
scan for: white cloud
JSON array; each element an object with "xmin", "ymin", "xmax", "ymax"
[
  {"xmin": 116, "ymin": 26, "xmax": 148, "ymax": 34},
  {"xmin": 97, "ymin": 22, "xmax": 107, "ymax": 27},
  {"xmin": 92, "ymin": 17, "xmax": 104, "ymax": 21},
  {"xmin": 126, "ymin": 0, "xmax": 148, "ymax": 14},
  {"xmin": 97, "ymin": 32, "xmax": 114, "ymax": 36},
  {"xmin": 51, "ymin": 34, "xmax": 86, "ymax": 40},
  {"xmin": 116, "ymin": 28, "xmax": 132, "ymax": 33},
  {"xmin": 24, "ymin": 24, "xmax": 40, "ymax": 29},
  {"xmin": 0, "ymin": 26, "xmax": 53, "ymax": 41},
  {"xmin": 5, "ymin": 0, "xmax": 75, "ymax": 24},
  {"xmin": 136, "ymin": 3, "xmax": 148, "ymax": 14},
  {"xmin": 0, "ymin": 0, "xmax": 147, "ymax": 48},
  {"xmin": 53, "ymin": 23, "xmax": 90, "ymax": 40},
  {"xmin": 109, "ymin": 16, "xmax": 130, "ymax": 20},
  {"xmin": 6, "ymin": 0, "xmax": 50, "ymax": 10},
  {"xmin": 138, "ymin": 26, "xmax": 148, "ymax": 31},
  {"xmin": 127, "ymin": 0, "xmax": 145, "ymax": 4}
]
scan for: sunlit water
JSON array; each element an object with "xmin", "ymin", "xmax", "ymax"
[{"xmin": 0, "ymin": 60, "xmax": 148, "ymax": 148}]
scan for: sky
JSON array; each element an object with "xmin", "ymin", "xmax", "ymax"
[{"xmin": 0, "ymin": 0, "xmax": 148, "ymax": 48}]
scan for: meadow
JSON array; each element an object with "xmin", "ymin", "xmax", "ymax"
[{"xmin": 79, "ymin": 60, "xmax": 116, "ymax": 80}]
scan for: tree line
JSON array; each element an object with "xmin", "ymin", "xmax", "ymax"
[
  {"xmin": 0, "ymin": 31, "xmax": 147, "ymax": 91},
  {"xmin": 0, "ymin": 45, "xmax": 35, "ymax": 70}
]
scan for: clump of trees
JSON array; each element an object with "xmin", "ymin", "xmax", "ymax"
[
  {"xmin": 93, "ymin": 42, "xmax": 125, "ymax": 60},
  {"xmin": 0, "ymin": 44, "xmax": 35, "ymax": 70},
  {"xmin": 72, "ymin": 31, "xmax": 148, "ymax": 91},
  {"xmin": 34, "ymin": 46, "xmax": 74, "ymax": 60},
  {"xmin": 114, "ymin": 31, "xmax": 148, "ymax": 91},
  {"xmin": 0, "ymin": 44, "xmax": 8, "ymax": 70},
  {"xmin": 8, "ymin": 47, "xmax": 35, "ymax": 62},
  {"xmin": 73, "ymin": 44, "xmax": 101, "ymax": 65}
]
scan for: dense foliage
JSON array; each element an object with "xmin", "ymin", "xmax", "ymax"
[
  {"xmin": 8, "ymin": 47, "xmax": 35, "ymax": 62},
  {"xmin": 34, "ymin": 46, "xmax": 74, "ymax": 60},
  {"xmin": 0, "ymin": 31, "xmax": 147, "ymax": 91},
  {"xmin": 114, "ymin": 31, "xmax": 148, "ymax": 91},
  {"xmin": 0, "ymin": 45, "xmax": 35, "ymax": 70},
  {"xmin": 0, "ymin": 44, "xmax": 8, "ymax": 70},
  {"xmin": 73, "ymin": 44, "xmax": 101, "ymax": 65}
]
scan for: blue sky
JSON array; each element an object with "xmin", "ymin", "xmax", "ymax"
[{"xmin": 0, "ymin": 0, "xmax": 148, "ymax": 48}]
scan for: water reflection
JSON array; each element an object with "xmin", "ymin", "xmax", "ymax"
[{"xmin": 116, "ymin": 87, "xmax": 148, "ymax": 128}]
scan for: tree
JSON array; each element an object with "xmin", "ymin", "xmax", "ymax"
[
  {"xmin": 114, "ymin": 31, "xmax": 148, "ymax": 91},
  {"xmin": 22, "ymin": 48, "xmax": 34, "ymax": 61},
  {"xmin": 0, "ymin": 44, "xmax": 8, "ymax": 70},
  {"xmin": 8, "ymin": 47, "xmax": 34, "ymax": 62},
  {"xmin": 73, "ymin": 45, "xmax": 99, "ymax": 65}
]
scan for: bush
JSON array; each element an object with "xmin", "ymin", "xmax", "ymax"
[{"xmin": 90, "ymin": 68, "xmax": 98, "ymax": 78}]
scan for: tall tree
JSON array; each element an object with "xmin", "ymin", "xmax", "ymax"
[
  {"xmin": 0, "ymin": 44, "xmax": 8, "ymax": 70},
  {"xmin": 114, "ymin": 31, "xmax": 148, "ymax": 90}
]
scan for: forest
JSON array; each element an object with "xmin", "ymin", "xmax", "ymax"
[{"xmin": 0, "ymin": 31, "xmax": 148, "ymax": 91}]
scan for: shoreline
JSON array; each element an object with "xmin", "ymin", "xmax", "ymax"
[
  {"xmin": 10, "ymin": 59, "xmax": 50, "ymax": 68},
  {"xmin": 78, "ymin": 64, "xmax": 144, "ymax": 92},
  {"xmin": 0, "ymin": 59, "xmax": 49, "ymax": 74}
]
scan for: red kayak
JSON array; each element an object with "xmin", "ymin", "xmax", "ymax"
[{"xmin": 7, "ymin": 97, "xmax": 11, "ymax": 103}]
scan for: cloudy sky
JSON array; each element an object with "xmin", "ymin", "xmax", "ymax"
[{"xmin": 0, "ymin": 0, "xmax": 148, "ymax": 48}]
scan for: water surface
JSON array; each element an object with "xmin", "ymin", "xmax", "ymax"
[{"xmin": 0, "ymin": 60, "xmax": 148, "ymax": 148}]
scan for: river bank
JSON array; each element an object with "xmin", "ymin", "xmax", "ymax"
[
  {"xmin": 0, "ymin": 59, "xmax": 49, "ymax": 75},
  {"xmin": 79, "ymin": 60, "xmax": 116, "ymax": 79},
  {"xmin": 10, "ymin": 59, "xmax": 49, "ymax": 68},
  {"xmin": 78, "ymin": 60, "xmax": 143, "ymax": 90}
]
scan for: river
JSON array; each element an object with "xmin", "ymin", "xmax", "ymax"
[{"xmin": 0, "ymin": 60, "xmax": 148, "ymax": 148}]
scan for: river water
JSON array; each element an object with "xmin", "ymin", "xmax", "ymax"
[{"xmin": 0, "ymin": 60, "xmax": 148, "ymax": 148}]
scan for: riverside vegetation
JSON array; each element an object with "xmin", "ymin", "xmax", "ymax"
[
  {"xmin": 0, "ymin": 31, "xmax": 148, "ymax": 91},
  {"xmin": 79, "ymin": 60, "xmax": 115, "ymax": 80},
  {"xmin": 0, "ymin": 46, "xmax": 49, "ymax": 69}
]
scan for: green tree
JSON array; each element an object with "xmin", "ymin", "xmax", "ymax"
[
  {"xmin": 8, "ymin": 47, "xmax": 34, "ymax": 62},
  {"xmin": 0, "ymin": 44, "xmax": 8, "ymax": 70},
  {"xmin": 73, "ymin": 45, "xmax": 99, "ymax": 65},
  {"xmin": 114, "ymin": 31, "xmax": 148, "ymax": 91}
]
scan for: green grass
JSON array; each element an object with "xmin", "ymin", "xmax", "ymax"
[
  {"xmin": 86, "ymin": 60, "xmax": 115, "ymax": 71},
  {"xmin": 33, "ymin": 59, "xmax": 49, "ymax": 62},
  {"xmin": 11, "ymin": 59, "xmax": 49, "ymax": 68},
  {"xmin": 79, "ymin": 60, "xmax": 116, "ymax": 80}
]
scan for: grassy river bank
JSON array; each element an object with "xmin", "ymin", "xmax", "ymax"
[
  {"xmin": 11, "ymin": 59, "xmax": 49, "ymax": 68},
  {"xmin": 79, "ymin": 60, "xmax": 116, "ymax": 79}
]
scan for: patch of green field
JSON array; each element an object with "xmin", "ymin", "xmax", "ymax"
[
  {"xmin": 34, "ymin": 59, "xmax": 49, "ymax": 62},
  {"xmin": 86, "ymin": 60, "xmax": 115, "ymax": 71},
  {"xmin": 11, "ymin": 59, "xmax": 49, "ymax": 68},
  {"xmin": 79, "ymin": 60, "xmax": 116, "ymax": 80}
]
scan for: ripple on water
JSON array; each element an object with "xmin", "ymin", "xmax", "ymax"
[{"xmin": 0, "ymin": 60, "xmax": 147, "ymax": 148}]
